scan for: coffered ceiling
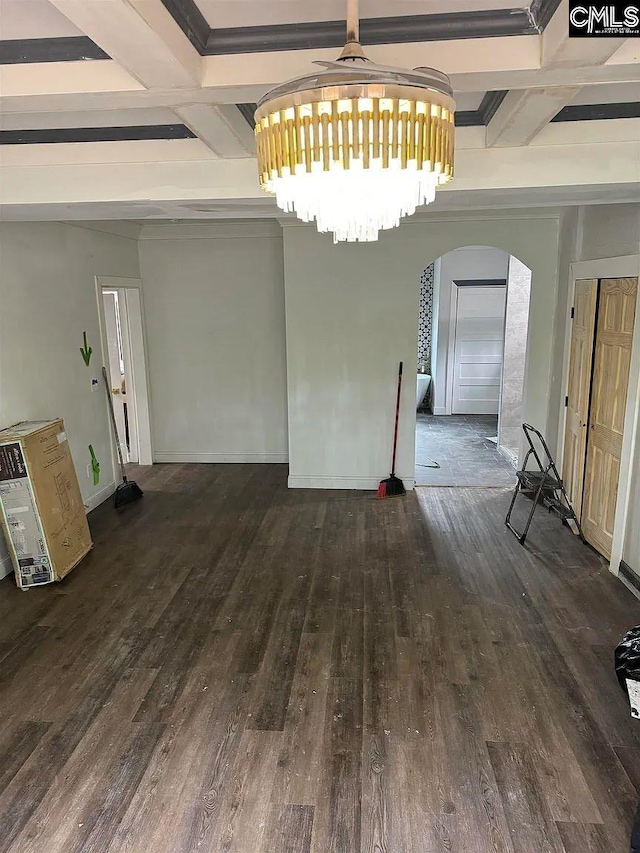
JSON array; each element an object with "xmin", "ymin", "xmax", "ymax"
[
  {"xmin": 0, "ymin": 0, "xmax": 637, "ymax": 221},
  {"xmin": 190, "ymin": 0, "xmax": 526, "ymax": 30}
]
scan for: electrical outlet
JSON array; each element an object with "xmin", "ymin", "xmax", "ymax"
[
  {"xmin": 91, "ymin": 378, "xmax": 99, "ymax": 392},
  {"xmin": 86, "ymin": 463, "xmax": 92, "ymax": 480}
]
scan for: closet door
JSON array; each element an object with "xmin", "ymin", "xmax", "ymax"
[
  {"xmin": 562, "ymin": 279, "xmax": 598, "ymax": 521},
  {"xmin": 582, "ymin": 277, "xmax": 638, "ymax": 558}
]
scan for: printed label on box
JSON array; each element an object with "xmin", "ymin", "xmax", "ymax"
[
  {"xmin": 0, "ymin": 443, "xmax": 28, "ymax": 481},
  {"xmin": 626, "ymin": 679, "xmax": 640, "ymax": 719}
]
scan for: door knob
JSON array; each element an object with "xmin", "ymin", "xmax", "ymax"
[{"xmin": 112, "ymin": 388, "xmax": 120, "ymax": 395}]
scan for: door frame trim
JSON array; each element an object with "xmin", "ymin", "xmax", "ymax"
[
  {"xmin": 558, "ymin": 254, "xmax": 640, "ymax": 577},
  {"xmin": 95, "ymin": 276, "xmax": 154, "ymax": 467},
  {"xmin": 101, "ymin": 289, "xmax": 133, "ymax": 463}
]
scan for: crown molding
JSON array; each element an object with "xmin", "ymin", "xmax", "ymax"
[
  {"xmin": 162, "ymin": 3, "xmax": 538, "ymax": 56},
  {"xmin": 237, "ymin": 103, "xmax": 257, "ymax": 129},
  {"xmin": 138, "ymin": 220, "xmax": 284, "ymax": 240},
  {"xmin": 529, "ymin": 0, "xmax": 563, "ymax": 30},
  {"xmin": 63, "ymin": 220, "xmax": 143, "ymax": 240},
  {"xmin": 0, "ymin": 1, "xmax": 564, "ymax": 65},
  {"xmin": 0, "ymin": 36, "xmax": 109, "ymax": 64},
  {"xmin": 455, "ymin": 90, "xmax": 508, "ymax": 127},
  {"xmin": 552, "ymin": 102, "xmax": 640, "ymax": 122},
  {"xmin": 0, "ymin": 125, "xmax": 196, "ymax": 145},
  {"xmin": 159, "ymin": 0, "xmax": 210, "ymax": 53}
]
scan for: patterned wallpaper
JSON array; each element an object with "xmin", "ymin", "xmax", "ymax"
[{"xmin": 418, "ymin": 264, "xmax": 435, "ymax": 370}]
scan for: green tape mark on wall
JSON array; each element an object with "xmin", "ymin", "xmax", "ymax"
[
  {"xmin": 88, "ymin": 445, "xmax": 100, "ymax": 485},
  {"xmin": 80, "ymin": 331, "xmax": 93, "ymax": 366}
]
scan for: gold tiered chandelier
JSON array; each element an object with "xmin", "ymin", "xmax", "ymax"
[{"xmin": 254, "ymin": 0, "xmax": 456, "ymax": 243}]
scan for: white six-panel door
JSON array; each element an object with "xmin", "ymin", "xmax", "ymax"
[{"xmin": 451, "ymin": 284, "xmax": 507, "ymax": 415}]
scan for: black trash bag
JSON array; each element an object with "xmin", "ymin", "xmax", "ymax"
[
  {"xmin": 615, "ymin": 626, "xmax": 640, "ymax": 715},
  {"xmin": 615, "ymin": 627, "xmax": 640, "ymax": 853}
]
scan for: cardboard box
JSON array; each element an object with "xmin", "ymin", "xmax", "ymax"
[{"xmin": 0, "ymin": 419, "xmax": 92, "ymax": 589}]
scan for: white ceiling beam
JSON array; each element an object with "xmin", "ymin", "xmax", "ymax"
[
  {"xmin": 213, "ymin": 105, "xmax": 256, "ymax": 153},
  {"xmin": 542, "ymin": 1, "xmax": 627, "ymax": 68},
  {"xmin": 1, "ymin": 59, "xmax": 637, "ymax": 117},
  {"xmin": 452, "ymin": 61, "xmax": 639, "ymax": 93},
  {"xmin": 173, "ymin": 105, "xmax": 255, "ymax": 158},
  {"xmin": 0, "ymin": 61, "xmax": 145, "ymax": 101},
  {"xmin": 199, "ymin": 36, "xmax": 541, "ymax": 90},
  {"xmin": 0, "ymin": 125, "xmax": 485, "ymax": 169},
  {"xmin": 45, "ymin": 2, "xmax": 254, "ymax": 157},
  {"xmin": 1, "ymin": 141, "xmax": 637, "ymax": 208},
  {"xmin": 487, "ymin": 1, "xmax": 629, "ymax": 148},
  {"xmin": 1, "ymin": 31, "xmax": 639, "ymax": 112},
  {"xmin": 47, "ymin": 0, "xmax": 201, "ymax": 88},
  {"xmin": 486, "ymin": 87, "xmax": 581, "ymax": 147},
  {"xmin": 606, "ymin": 39, "xmax": 640, "ymax": 65}
]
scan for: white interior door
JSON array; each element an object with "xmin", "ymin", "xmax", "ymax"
[
  {"xmin": 451, "ymin": 284, "xmax": 506, "ymax": 415},
  {"xmin": 102, "ymin": 291, "xmax": 129, "ymax": 463}
]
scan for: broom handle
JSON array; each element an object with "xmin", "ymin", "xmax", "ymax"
[
  {"xmin": 391, "ymin": 362, "xmax": 403, "ymax": 475},
  {"xmin": 102, "ymin": 366, "xmax": 127, "ymax": 482}
]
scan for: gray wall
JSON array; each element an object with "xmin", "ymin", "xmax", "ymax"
[
  {"xmin": 284, "ymin": 213, "xmax": 561, "ymax": 489},
  {"xmin": 0, "ymin": 222, "xmax": 140, "ymax": 580},
  {"xmin": 138, "ymin": 221, "xmax": 288, "ymax": 462},
  {"xmin": 580, "ymin": 203, "xmax": 640, "ymax": 261}
]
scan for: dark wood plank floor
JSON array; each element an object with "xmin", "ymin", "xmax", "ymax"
[{"xmin": 0, "ymin": 464, "xmax": 639, "ymax": 852}]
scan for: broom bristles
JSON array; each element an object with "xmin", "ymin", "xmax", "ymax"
[
  {"xmin": 376, "ymin": 475, "xmax": 405, "ymax": 499},
  {"xmin": 114, "ymin": 479, "xmax": 143, "ymax": 508}
]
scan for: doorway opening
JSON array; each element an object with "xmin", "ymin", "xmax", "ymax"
[
  {"xmin": 415, "ymin": 246, "xmax": 532, "ymax": 487},
  {"xmin": 97, "ymin": 278, "xmax": 153, "ymax": 468}
]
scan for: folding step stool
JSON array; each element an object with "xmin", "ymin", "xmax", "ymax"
[{"xmin": 505, "ymin": 423, "xmax": 581, "ymax": 545}]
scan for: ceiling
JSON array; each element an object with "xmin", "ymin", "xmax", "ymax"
[
  {"xmin": 192, "ymin": 0, "xmax": 525, "ymax": 30},
  {"xmin": 0, "ymin": 0, "xmax": 82, "ymax": 40},
  {"xmin": 0, "ymin": 0, "xmax": 637, "ymax": 221}
]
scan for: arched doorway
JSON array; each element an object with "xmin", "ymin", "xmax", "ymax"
[{"xmin": 414, "ymin": 245, "xmax": 532, "ymax": 486}]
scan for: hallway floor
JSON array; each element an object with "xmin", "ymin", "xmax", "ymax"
[
  {"xmin": 415, "ymin": 413, "xmax": 517, "ymax": 486},
  {"xmin": 0, "ymin": 465, "xmax": 638, "ymax": 852}
]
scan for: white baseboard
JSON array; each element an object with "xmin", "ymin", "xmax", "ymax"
[
  {"xmin": 288, "ymin": 474, "xmax": 415, "ymax": 491},
  {"xmin": 0, "ymin": 554, "xmax": 13, "ymax": 581},
  {"xmin": 432, "ymin": 407, "xmax": 447, "ymax": 416},
  {"xmin": 498, "ymin": 445, "xmax": 519, "ymax": 468},
  {"xmin": 619, "ymin": 574, "xmax": 640, "ymax": 602},
  {"xmin": 154, "ymin": 451, "xmax": 289, "ymax": 463},
  {"xmin": 84, "ymin": 481, "xmax": 117, "ymax": 513}
]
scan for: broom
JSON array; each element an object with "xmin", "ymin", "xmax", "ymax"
[
  {"xmin": 102, "ymin": 367, "xmax": 143, "ymax": 508},
  {"xmin": 377, "ymin": 361, "xmax": 406, "ymax": 498}
]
